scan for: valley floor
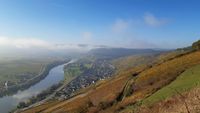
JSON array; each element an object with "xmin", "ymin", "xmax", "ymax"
[{"xmin": 20, "ymin": 48, "xmax": 200, "ymax": 113}]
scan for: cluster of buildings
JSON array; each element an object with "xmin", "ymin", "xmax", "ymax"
[{"xmin": 55, "ymin": 60, "xmax": 115, "ymax": 100}]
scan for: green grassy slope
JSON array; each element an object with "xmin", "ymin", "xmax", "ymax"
[
  {"xmin": 19, "ymin": 44, "xmax": 200, "ymax": 113},
  {"xmin": 119, "ymin": 56, "xmax": 200, "ymax": 113},
  {"xmin": 143, "ymin": 64, "xmax": 200, "ymax": 105},
  {"xmin": 63, "ymin": 65, "xmax": 82, "ymax": 84}
]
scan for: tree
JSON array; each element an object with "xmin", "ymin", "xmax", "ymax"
[
  {"xmin": 17, "ymin": 101, "xmax": 27, "ymax": 108},
  {"xmin": 192, "ymin": 40, "xmax": 200, "ymax": 50}
]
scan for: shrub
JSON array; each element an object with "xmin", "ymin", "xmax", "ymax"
[
  {"xmin": 17, "ymin": 102, "xmax": 27, "ymax": 108},
  {"xmin": 192, "ymin": 40, "xmax": 200, "ymax": 50}
]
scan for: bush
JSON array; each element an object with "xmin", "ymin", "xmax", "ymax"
[
  {"xmin": 192, "ymin": 40, "xmax": 200, "ymax": 50},
  {"xmin": 17, "ymin": 101, "xmax": 27, "ymax": 108}
]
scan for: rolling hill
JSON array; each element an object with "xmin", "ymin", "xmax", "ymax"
[
  {"xmin": 19, "ymin": 40, "xmax": 200, "ymax": 113},
  {"xmin": 88, "ymin": 48, "xmax": 164, "ymax": 59}
]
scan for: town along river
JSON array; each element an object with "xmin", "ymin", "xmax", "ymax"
[{"xmin": 0, "ymin": 60, "xmax": 73, "ymax": 113}]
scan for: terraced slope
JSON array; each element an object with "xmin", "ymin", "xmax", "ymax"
[
  {"xmin": 143, "ymin": 64, "xmax": 200, "ymax": 105},
  {"xmin": 21, "ymin": 50, "xmax": 200, "ymax": 113},
  {"xmin": 127, "ymin": 64, "xmax": 200, "ymax": 113},
  {"xmin": 100, "ymin": 51, "xmax": 200, "ymax": 113}
]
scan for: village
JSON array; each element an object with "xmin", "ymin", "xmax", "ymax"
[{"xmin": 55, "ymin": 59, "xmax": 115, "ymax": 100}]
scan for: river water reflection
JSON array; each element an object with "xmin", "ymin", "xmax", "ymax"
[{"xmin": 0, "ymin": 61, "xmax": 71, "ymax": 113}]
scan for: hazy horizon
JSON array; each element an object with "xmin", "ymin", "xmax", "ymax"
[{"xmin": 0, "ymin": 0, "xmax": 200, "ymax": 55}]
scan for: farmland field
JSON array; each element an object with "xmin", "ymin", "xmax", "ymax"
[{"xmin": 0, "ymin": 56, "xmax": 67, "ymax": 88}]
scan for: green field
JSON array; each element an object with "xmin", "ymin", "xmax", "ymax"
[
  {"xmin": 64, "ymin": 66, "xmax": 82, "ymax": 82},
  {"xmin": 0, "ymin": 57, "xmax": 65, "ymax": 87},
  {"xmin": 63, "ymin": 58, "xmax": 93, "ymax": 81},
  {"xmin": 143, "ymin": 64, "xmax": 200, "ymax": 105}
]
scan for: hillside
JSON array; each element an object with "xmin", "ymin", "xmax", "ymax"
[
  {"xmin": 0, "ymin": 57, "xmax": 69, "ymax": 97},
  {"xmin": 20, "ymin": 41, "xmax": 200, "ymax": 113},
  {"xmin": 134, "ymin": 64, "xmax": 200, "ymax": 113},
  {"xmin": 88, "ymin": 48, "xmax": 163, "ymax": 59}
]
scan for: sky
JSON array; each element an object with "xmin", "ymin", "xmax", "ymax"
[{"xmin": 0, "ymin": 0, "xmax": 200, "ymax": 51}]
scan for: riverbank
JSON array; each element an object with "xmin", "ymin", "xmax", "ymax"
[
  {"xmin": 17, "ymin": 75, "xmax": 78, "ymax": 113},
  {"xmin": 0, "ymin": 59, "xmax": 70, "ymax": 97},
  {"xmin": 14, "ymin": 60, "xmax": 77, "ymax": 113},
  {"xmin": 0, "ymin": 59, "xmax": 73, "ymax": 113}
]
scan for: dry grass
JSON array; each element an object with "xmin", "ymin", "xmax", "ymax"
[
  {"xmin": 88, "ymin": 74, "xmax": 131, "ymax": 106},
  {"xmin": 21, "ymin": 100, "xmax": 60, "ymax": 113},
  {"xmin": 112, "ymin": 55, "xmax": 156, "ymax": 72},
  {"xmin": 21, "ymin": 68, "xmax": 132, "ymax": 113},
  {"xmin": 135, "ymin": 51, "xmax": 200, "ymax": 91},
  {"xmin": 21, "ymin": 51, "xmax": 200, "ymax": 113},
  {"xmin": 101, "ymin": 51, "xmax": 200, "ymax": 112},
  {"xmin": 136, "ymin": 87, "xmax": 200, "ymax": 113}
]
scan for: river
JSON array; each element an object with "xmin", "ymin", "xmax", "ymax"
[{"xmin": 0, "ymin": 60, "xmax": 73, "ymax": 113}]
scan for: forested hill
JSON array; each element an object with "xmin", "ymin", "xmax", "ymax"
[
  {"xmin": 88, "ymin": 48, "xmax": 165, "ymax": 59},
  {"xmin": 20, "ymin": 40, "xmax": 200, "ymax": 113}
]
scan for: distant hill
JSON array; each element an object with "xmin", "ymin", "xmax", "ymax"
[
  {"xmin": 22, "ymin": 49, "xmax": 200, "ymax": 113},
  {"xmin": 88, "ymin": 48, "xmax": 164, "ymax": 59},
  {"xmin": 20, "ymin": 41, "xmax": 200, "ymax": 113}
]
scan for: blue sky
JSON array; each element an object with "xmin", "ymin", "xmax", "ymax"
[{"xmin": 0, "ymin": 0, "xmax": 200, "ymax": 50}]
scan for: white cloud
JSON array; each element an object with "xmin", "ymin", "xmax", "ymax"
[
  {"xmin": 0, "ymin": 37, "xmax": 51, "ymax": 49},
  {"xmin": 82, "ymin": 31, "xmax": 93, "ymax": 40},
  {"xmin": 144, "ymin": 13, "xmax": 168, "ymax": 27},
  {"xmin": 112, "ymin": 19, "xmax": 130, "ymax": 33},
  {"xmin": 0, "ymin": 36, "xmax": 92, "ymax": 51},
  {"xmin": 12, "ymin": 90, "xmax": 39, "ymax": 101}
]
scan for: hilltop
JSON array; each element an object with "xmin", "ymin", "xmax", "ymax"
[
  {"xmin": 20, "ymin": 40, "xmax": 200, "ymax": 113},
  {"xmin": 88, "ymin": 48, "xmax": 163, "ymax": 59}
]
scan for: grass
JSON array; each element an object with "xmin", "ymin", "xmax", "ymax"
[
  {"xmin": 84, "ymin": 63, "xmax": 92, "ymax": 69},
  {"xmin": 63, "ymin": 60, "xmax": 91, "ymax": 81},
  {"xmin": 110, "ymin": 51, "xmax": 200, "ymax": 112},
  {"xmin": 22, "ymin": 100, "xmax": 61, "ymax": 113},
  {"xmin": 64, "ymin": 67, "xmax": 82, "ymax": 78},
  {"xmin": 134, "ymin": 51, "xmax": 200, "ymax": 90},
  {"xmin": 21, "ymin": 50, "xmax": 200, "ymax": 113},
  {"xmin": 111, "ymin": 55, "xmax": 156, "ymax": 72},
  {"xmin": 0, "ymin": 57, "xmax": 65, "ymax": 87},
  {"xmin": 0, "ymin": 60, "xmax": 42, "ymax": 85},
  {"xmin": 63, "ymin": 56, "xmax": 98, "ymax": 82},
  {"xmin": 143, "ymin": 64, "xmax": 200, "ymax": 105},
  {"xmin": 64, "ymin": 66, "xmax": 82, "ymax": 84}
]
